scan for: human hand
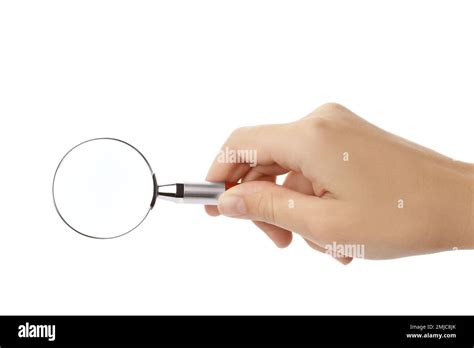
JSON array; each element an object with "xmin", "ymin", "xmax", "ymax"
[{"xmin": 205, "ymin": 103, "xmax": 473, "ymax": 263}]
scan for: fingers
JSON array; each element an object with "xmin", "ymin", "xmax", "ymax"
[
  {"xmin": 207, "ymin": 171, "xmax": 351, "ymax": 263},
  {"xmin": 205, "ymin": 123, "xmax": 303, "ymax": 220},
  {"xmin": 205, "ymin": 166, "xmax": 294, "ymax": 249},
  {"xmin": 206, "ymin": 169, "xmax": 294, "ymax": 248},
  {"xmin": 217, "ymin": 180, "xmax": 328, "ymax": 240},
  {"xmin": 283, "ymin": 171, "xmax": 314, "ymax": 195},
  {"xmin": 204, "ymin": 205, "xmax": 220, "ymax": 216},
  {"xmin": 206, "ymin": 177, "xmax": 294, "ymax": 248},
  {"xmin": 203, "ymin": 121, "xmax": 350, "ymax": 261},
  {"xmin": 206, "ymin": 123, "xmax": 302, "ymax": 183},
  {"xmin": 242, "ymin": 164, "xmax": 288, "ymax": 182},
  {"xmin": 283, "ymin": 172, "xmax": 352, "ymax": 264},
  {"xmin": 205, "ymin": 164, "xmax": 286, "ymax": 217},
  {"xmin": 253, "ymin": 221, "xmax": 292, "ymax": 248}
]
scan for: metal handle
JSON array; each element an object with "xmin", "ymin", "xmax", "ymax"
[
  {"xmin": 182, "ymin": 182, "xmax": 226, "ymax": 204},
  {"xmin": 156, "ymin": 181, "xmax": 230, "ymax": 205}
]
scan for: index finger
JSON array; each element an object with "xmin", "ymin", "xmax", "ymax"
[{"xmin": 205, "ymin": 123, "xmax": 303, "ymax": 183}]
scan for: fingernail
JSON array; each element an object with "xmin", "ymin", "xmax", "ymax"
[{"xmin": 218, "ymin": 195, "xmax": 247, "ymax": 217}]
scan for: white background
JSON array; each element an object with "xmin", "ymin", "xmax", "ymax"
[{"xmin": 0, "ymin": 0, "xmax": 473, "ymax": 315}]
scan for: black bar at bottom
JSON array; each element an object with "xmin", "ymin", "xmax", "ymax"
[{"xmin": 0, "ymin": 316, "xmax": 473, "ymax": 346}]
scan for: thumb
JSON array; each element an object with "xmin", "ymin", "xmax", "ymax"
[{"xmin": 217, "ymin": 181, "xmax": 325, "ymax": 238}]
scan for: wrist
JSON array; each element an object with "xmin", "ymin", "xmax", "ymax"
[
  {"xmin": 464, "ymin": 163, "xmax": 474, "ymax": 248},
  {"xmin": 447, "ymin": 161, "xmax": 473, "ymax": 250},
  {"xmin": 426, "ymin": 158, "xmax": 473, "ymax": 252}
]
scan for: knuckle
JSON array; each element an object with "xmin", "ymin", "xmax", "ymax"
[
  {"xmin": 309, "ymin": 116, "xmax": 331, "ymax": 131},
  {"xmin": 297, "ymin": 116, "xmax": 333, "ymax": 143},
  {"xmin": 317, "ymin": 102, "xmax": 348, "ymax": 114},
  {"xmin": 298, "ymin": 103, "xmax": 353, "ymax": 140}
]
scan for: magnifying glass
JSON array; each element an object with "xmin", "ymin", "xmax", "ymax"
[{"xmin": 52, "ymin": 138, "xmax": 236, "ymax": 239}]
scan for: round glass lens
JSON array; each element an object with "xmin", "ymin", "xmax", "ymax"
[{"xmin": 53, "ymin": 138, "xmax": 155, "ymax": 239}]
